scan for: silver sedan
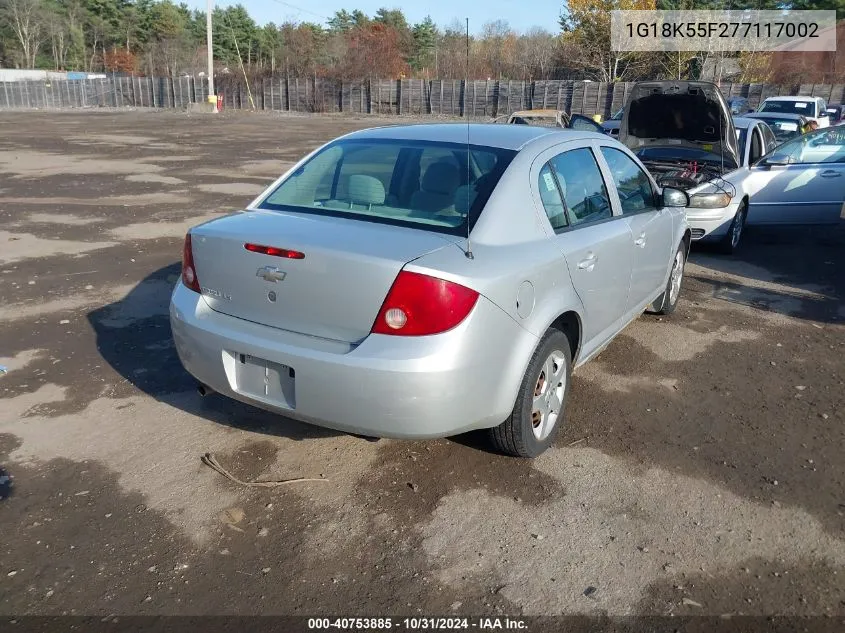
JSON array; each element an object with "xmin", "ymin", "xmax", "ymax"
[{"xmin": 170, "ymin": 124, "xmax": 691, "ymax": 457}]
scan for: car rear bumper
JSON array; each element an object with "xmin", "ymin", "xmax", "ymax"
[
  {"xmin": 169, "ymin": 282, "xmax": 537, "ymax": 439},
  {"xmin": 686, "ymin": 201, "xmax": 742, "ymax": 240}
]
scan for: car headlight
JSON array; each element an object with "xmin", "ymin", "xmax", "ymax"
[{"xmin": 688, "ymin": 193, "xmax": 732, "ymax": 208}]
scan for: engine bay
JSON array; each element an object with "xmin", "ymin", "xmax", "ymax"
[{"xmin": 641, "ymin": 160, "xmax": 720, "ymax": 190}]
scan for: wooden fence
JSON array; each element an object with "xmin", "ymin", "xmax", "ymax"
[{"xmin": 2, "ymin": 75, "xmax": 844, "ymax": 120}]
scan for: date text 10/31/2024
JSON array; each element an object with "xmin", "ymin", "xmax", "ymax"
[{"xmin": 307, "ymin": 618, "xmax": 528, "ymax": 630}]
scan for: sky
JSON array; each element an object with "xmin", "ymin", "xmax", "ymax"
[{"xmin": 186, "ymin": 0, "xmax": 564, "ymax": 34}]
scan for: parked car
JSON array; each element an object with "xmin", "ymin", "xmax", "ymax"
[
  {"xmin": 619, "ymin": 80, "xmax": 773, "ymax": 253},
  {"xmin": 171, "ymin": 124, "xmax": 691, "ymax": 457},
  {"xmin": 727, "ymin": 96, "xmax": 753, "ymax": 115},
  {"xmin": 825, "ymin": 104, "xmax": 845, "ymax": 126},
  {"xmin": 757, "ymin": 96, "xmax": 831, "ymax": 128},
  {"xmin": 600, "ymin": 108, "xmax": 624, "ymax": 137},
  {"xmin": 500, "ymin": 109, "xmax": 606, "ymax": 134},
  {"xmin": 742, "ymin": 126, "xmax": 845, "ymax": 225},
  {"xmin": 743, "ymin": 112, "xmax": 811, "ymax": 145}
]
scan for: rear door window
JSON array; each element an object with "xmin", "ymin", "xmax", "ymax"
[{"xmin": 537, "ymin": 163, "xmax": 568, "ymax": 231}]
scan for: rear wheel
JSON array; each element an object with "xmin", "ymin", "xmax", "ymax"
[
  {"xmin": 718, "ymin": 203, "xmax": 747, "ymax": 254},
  {"xmin": 490, "ymin": 330, "xmax": 572, "ymax": 458},
  {"xmin": 649, "ymin": 242, "xmax": 686, "ymax": 315}
]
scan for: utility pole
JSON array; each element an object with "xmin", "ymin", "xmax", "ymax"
[{"xmin": 206, "ymin": 0, "xmax": 216, "ymax": 110}]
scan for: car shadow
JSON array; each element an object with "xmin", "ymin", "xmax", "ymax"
[
  {"xmin": 688, "ymin": 223, "xmax": 845, "ymax": 324},
  {"xmin": 87, "ymin": 263, "xmax": 342, "ymax": 442}
]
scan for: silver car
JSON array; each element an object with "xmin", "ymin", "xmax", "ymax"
[{"xmin": 170, "ymin": 124, "xmax": 691, "ymax": 457}]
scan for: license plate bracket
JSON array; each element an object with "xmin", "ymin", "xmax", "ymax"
[{"xmin": 234, "ymin": 353, "xmax": 295, "ymax": 409}]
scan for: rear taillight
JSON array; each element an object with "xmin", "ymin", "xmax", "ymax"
[
  {"xmin": 371, "ymin": 271, "xmax": 479, "ymax": 337},
  {"xmin": 182, "ymin": 233, "xmax": 201, "ymax": 293}
]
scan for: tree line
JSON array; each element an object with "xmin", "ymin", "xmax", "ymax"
[{"xmin": 0, "ymin": 0, "xmax": 842, "ymax": 82}]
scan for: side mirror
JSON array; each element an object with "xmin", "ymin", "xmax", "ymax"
[
  {"xmin": 760, "ymin": 155, "xmax": 790, "ymax": 167},
  {"xmin": 662, "ymin": 187, "xmax": 689, "ymax": 208}
]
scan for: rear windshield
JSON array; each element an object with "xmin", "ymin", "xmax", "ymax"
[
  {"xmin": 258, "ymin": 139, "xmax": 516, "ymax": 236},
  {"xmin": 512, "ymin": 115, "xmax": 560, "ymax": 128},
  {"xmin": 760, "ymin": 100, "xmax": 816, "ymax": 116}
]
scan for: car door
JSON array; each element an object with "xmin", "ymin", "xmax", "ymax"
[
  {"xmin": 747, "ymin": 125, "xmax": 766, "ymax": 167},
  {"xmin": 596, "ymin": 144, "xmax": 673, "ymax": 313},
  {"xmin": 569, "ymin": 114, "xmax": 606, "ymax": 134},
  {"xmin": 759, "ymin": 122, "xmax": 778, "ymax": 154},
  {"xmin": 535, "ymin": 146, "xmax": 634, "ymax": 354},
  {"xmin": 745, "ymin": 128, "xmax": 845, "ymax": 225}
]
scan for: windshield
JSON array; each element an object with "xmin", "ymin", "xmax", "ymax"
[
  {"xmin": 765, "ymin": 127, "xmax": 845, "ymax": 165},
  {"xmin": 258, "ymin": 139, "xmax": 516, "ymax": 236},
  {"xmin": 611, "ymin": 108, "xmax": 624, "ymax": 120},
  {"xmin": 760, "ymin": 100, "xmax": 816, "ymax": 116},
  {"xmin": 755, "ymin": 117, "xmax": 804, "ymax": 143}
]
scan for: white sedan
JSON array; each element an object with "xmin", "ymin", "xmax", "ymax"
[{"xmin": 681, "ymin": 116, "xmax": 781, "ymax": 252}]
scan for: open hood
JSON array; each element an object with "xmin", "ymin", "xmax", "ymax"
[{"xmin": 619, "ymin": 81, "xmax": 739, "ymax": 172}]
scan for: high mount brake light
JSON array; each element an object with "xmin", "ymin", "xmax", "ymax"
[{"xmin": 244, "ymin": 243, "xmax": 305, "ymax": 259}]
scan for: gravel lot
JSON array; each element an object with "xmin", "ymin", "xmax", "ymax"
[{"xmin": 0, "ymin": 110, "xmax": 843, "ymax": 625}]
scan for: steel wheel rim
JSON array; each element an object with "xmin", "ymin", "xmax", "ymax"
[
  {"xmin": 669, "ymin": 250, "xmax": 684, "ymax": 305},
  {"xmin": 731, "ymin": 210, "xmax": 744, "ymax": 248},
  {"xmin": 531, "ymin": 350, "xmax": 567, "ymax": 441}
]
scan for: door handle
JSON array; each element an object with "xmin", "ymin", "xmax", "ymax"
[
  {"xmin": 634, "ymin": 232, "xmax": 647, "ymax": 248},
  {"xmin": 577, "ymin": 253, "xmax": 598, "ymax": 270},
  {"xmin": 820, "ymin": 170, "xmax": 841, "ymax": 178}
]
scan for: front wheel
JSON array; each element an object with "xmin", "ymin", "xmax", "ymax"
[
  {"xmin": 490, "ymin": 330, "xmax": 572, "ymax": 458},
  {"xmin": 649, "ymin": 243, "xmax": 686, "ymax": 315},
  {"xmin": 717, "ymin": 203, "xmax": 747, "ymax": 255}
]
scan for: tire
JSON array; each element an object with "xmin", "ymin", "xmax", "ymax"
[
  {"xmin": 649, "ymin": 242, "xmax": 686, "ymax": 315},
  {"xmin": 490, "ymin": 329, "xmax": 572, "ymax": 458},
  {"xmin": 717, "ymin": 203, "xmax": 747, "ymax": 255}
]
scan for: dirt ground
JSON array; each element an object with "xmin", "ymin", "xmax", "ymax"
[{"xmin": 0, "ymin": 110, "xmax": 843, "ymax": 626}]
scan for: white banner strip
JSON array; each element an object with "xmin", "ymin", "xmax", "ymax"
[{"xmin": 611, "ymin": 10, "xmax": 837, "ymax": 52}]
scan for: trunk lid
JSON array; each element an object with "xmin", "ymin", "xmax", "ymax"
[
  {"xmin": 619, "ymin": 81, "xmax": 739, "ymax": 172},
  {"xmin": 189, "ymin": 210, "xmax": 455, "ymax": 343}
]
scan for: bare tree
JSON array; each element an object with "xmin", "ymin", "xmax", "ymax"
[
  {"xmin": 46, "ymin": 8, "xmax": 68, "ymax": 70},
  {"xmin": 2, "ymin": 0, "xmax": 45, "ymax": 68},
  {"xmin": 524, "ymin": 27, "xmax": 556, "ymax": 80},
  {"xmin": 658, "ymin": 51, "xmax": 698, "ymax": 80}
]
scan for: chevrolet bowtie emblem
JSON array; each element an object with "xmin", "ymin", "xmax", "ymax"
[{"xmin": 256, "ymin": 266, "xmax": 287, "ymax": 282}]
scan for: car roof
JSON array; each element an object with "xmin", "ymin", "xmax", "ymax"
[
  {"xmin": 745, "ymin": 112, "xmax": 807, "ymax": 121},
  {"xmin": 510, "ymin": 109, "xmax": 561, "ymax": 117},
  {"xmin": 340, "ymin": 123, "xmax": 594, "ymax": 151},
  {"xmin": 732, "ymin": 117, "xmax": 757, "ymax": 129},
  {"xmin": 762, "ymin": 96, "xmax": 819, "ymax": 102}
]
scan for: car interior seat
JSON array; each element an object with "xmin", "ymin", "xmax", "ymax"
[{"xmin": 410, "ymin": 161, "xmax": 461, "ymax": 214}]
